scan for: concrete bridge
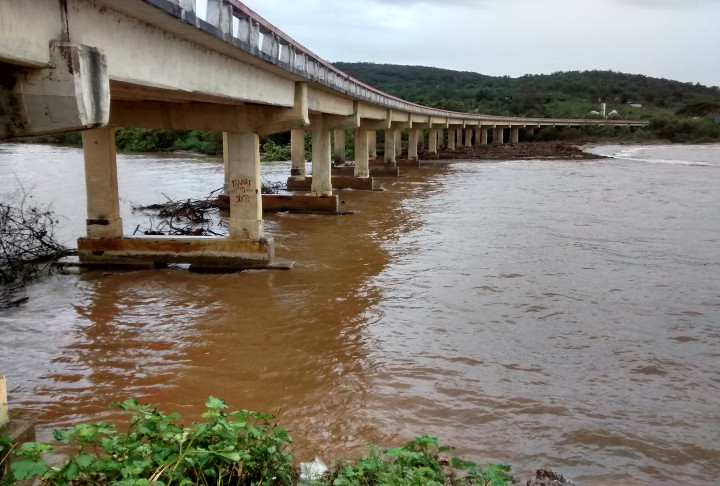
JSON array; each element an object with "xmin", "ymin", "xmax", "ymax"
[{"xmin": 0, "ymin": 0, "xmax": 647, "ymax": 269}]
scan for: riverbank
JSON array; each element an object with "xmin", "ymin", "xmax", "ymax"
[{"xmin": 418, "ymin": 141, "xmax": 603, "ymax": 160}]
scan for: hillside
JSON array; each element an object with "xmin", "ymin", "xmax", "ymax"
[{"xmin": 334, "ymin": 62, "xmax": 720, "ymax": 124}]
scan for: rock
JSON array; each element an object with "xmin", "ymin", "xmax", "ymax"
[{"xmin": 526, "ymin": 469, "xmax": 576, "ymax": 486}]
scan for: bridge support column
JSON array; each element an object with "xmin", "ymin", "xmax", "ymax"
[
  {"xmin": 369, "ymin": 131, "xmax": 377, "ymax": 159},
  {"xmin": 510, "ymin": 126, "xmax": 520, "ymax": 144},
  {"xmin": 408, "ymin": 129, "xmax": 418, "ymax": 160},
  {"xmin": 311, "ymin": 115, "xmax": 333, "ymax": 196},
  {"xmin": 290, "ymin": 129, "xmax": 306, "ymax": 180},
  {"xmin": 395, "ymin": 129, "xmax": 402, "ymax": 156},
  {"xmin": 481, "ymin": 127, "xmax": 489, "ymax": 145},
  {"xmin": 428, "ymin": 128, "xmax": 438, "ymax": 154},
  {"xmin": 384, "ymin": 129, "xmax": 397, "ymax": 166},
  {"xmin": 465, "ymin": 127, "xmax": 473, "ymax": 147},
  {"xmin": 226, "ymin": 132, "xmax": 264, "ymax": 240},
  {"xmin": 354, "ymin": 128, "xmax": 370, "ymax": 178},
  {"xmin": 333, "ymin": 130, "xmax": 346, "ymax": 164},
  {"xmin": 447, "ymin": 128, "xmax": 456, "ymax": 150},
  {"xmin": 82, "ymin": 127, "xmax": 123, "ymax": 238},
  {"xmin": 456, "ymin": 128, "xmax": 464, "ymax": 147},
  {"xmin": 494, "ymin": 126, "xmax": 505, "ymax": 144}
]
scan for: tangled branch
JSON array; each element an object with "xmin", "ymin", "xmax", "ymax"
[{"xmin": 0, "ymin": 190, "xmax": 72, "ymax": 308}]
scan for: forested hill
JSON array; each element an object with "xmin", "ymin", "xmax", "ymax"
[{"xmin": 333, "ymin": 62, "xmax": 720, "ymax": 121}]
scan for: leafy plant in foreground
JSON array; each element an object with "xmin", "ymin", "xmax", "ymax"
[
  {"xmin": 2, "ymin": 401, "xmax": 514, "ymax": 485},
  {"xmin": 3, "ymin": 397, "xmax": 295, "ymax": 485}
]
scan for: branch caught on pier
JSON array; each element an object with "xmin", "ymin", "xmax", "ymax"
[{"xmin": 132, "ymin": 188, "xmax": 225, "ymax": 237}]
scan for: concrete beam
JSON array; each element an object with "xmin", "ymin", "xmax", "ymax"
[
  {"xmin": 73, "ymin": 0, "xmax": 296, "ymax": 107},
  {"xmin": 307, "ymin": 86, "xmax": 354, "ymax": 115},
  {"xmin": 1, "ymin": 42, "xmax": 110, "ymax": 139},
  {"xmin": 0, "ymin": 0, "xmax": 63, "ymax": 66},
  {"xmin": 324, "ymin": 112, "xmax": 361, "ymax": 131},
  {"xmin": 391, "ymin": 121, "xmax": 413, "ymax": 130},
  {"xmin": 357, "ymin": 102, "xmax": 387, "ymax": 120},
  {"xmin": 389, "ymin": 110, "xmax": 409, "ymax": 123},
  {"xmin": 361, "ymin": 118, "xmax": 391, "ymax": 131},
  {"xmin": 110, "ymin": 82, "xmax": 309, "ymax": 135}
]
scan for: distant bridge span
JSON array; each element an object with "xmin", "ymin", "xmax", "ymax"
[{"xmin": 0, "ymin": 0, "xmax": 647, "ymax": 269}]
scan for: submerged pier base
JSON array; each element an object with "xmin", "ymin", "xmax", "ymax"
[{"xmin": 77, "ymin": 236, "xmax": 276, "ymax": 270}]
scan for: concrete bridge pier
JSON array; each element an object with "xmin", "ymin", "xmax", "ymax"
[
  {"xmin": 510, "ymin": 126, "xmax": 520, "ymax": 144},
  {"xmin": 493, "ymin": 126, "xmax": 506, "ymax": 144},
  {"xmin": 333, "ymin": 130, "xmax": 346, "ymax": 164},
  {"xmin": 456, "ymin": 128, "xmax": 465, "ymax": 147},
  {"xmin": 354, "ymin": 127, "xmax": 370, "ymax": 178},
  {"xmin": 311, "ymin": 115, "xmax": 333, "ymax": 196},
  {"xmin": 290, "ymin": 129, "xmax": 306, "ymax": 180},
  {"xmin": 384, "ymin": 128, "xmax": 397, "ymax": 166},
  {"xmin": 428, "ymin": 128, "xmax": 438, "ymax": 154},
  {"xmin": 82, "ymin": 127, "xmax": 123, "ymax": 239},
  {"xmin": 447, "ymin": 128, "xmax": 456, "ymax": 150},
  {"xmin": 408, "ymin": 129, "xmax": 419, "ymax": 160},
  {"xmin": 369, "ymin": 131, "xmax": 377, "ymax": 159},
  {"xmin": 465, "ymin": 127, "xmax": 473, "ymax": 147},
  {"xmin": 225, "ymin": 132, "xmax": 264, "ymax": 240}
]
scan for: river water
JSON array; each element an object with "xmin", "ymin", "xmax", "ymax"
[{"xmin": 1, "ymin": 142, "xmax": 718, "ymax": 484}]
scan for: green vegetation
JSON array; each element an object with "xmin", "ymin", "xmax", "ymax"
[
  {"xmin": 0, "ymin": 399, "xmax": 514, "ymax": 486},
  {"xmin": 335, "ymin": 63, "xmax": 720, "ymax": 143},
  {"xmin": 115, "ymin": 129, "xmax": 223, "ymax": 155}
]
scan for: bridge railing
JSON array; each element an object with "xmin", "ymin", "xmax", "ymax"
[{"xmin": 162, "ymin": 0, "xmax": 645, "ymax": 127}]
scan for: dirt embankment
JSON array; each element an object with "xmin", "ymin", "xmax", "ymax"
[{"xmin": 417, "ymin": 141, "xmax": 601, "ymax": 161}]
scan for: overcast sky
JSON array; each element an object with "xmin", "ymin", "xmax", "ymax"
[{"xmin": 199, "ymin": 0, "xmax": 719, "ymax": 87}]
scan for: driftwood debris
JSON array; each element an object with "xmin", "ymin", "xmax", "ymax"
[
  {"xmin": 132, "ymin": 180, "xmax": 284, "ymax": 236},
  {"xmin": 132, "ymin": 189, "xmax": 224, "ymax": 237},
  {"xmin": 0, "ymin": 190, "xmax": 73, "ymax": 308}
]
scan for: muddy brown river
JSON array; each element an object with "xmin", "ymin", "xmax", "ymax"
[{"xmin": 1, "ymin": 143, "xmax": 719, "ymax": 484}]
